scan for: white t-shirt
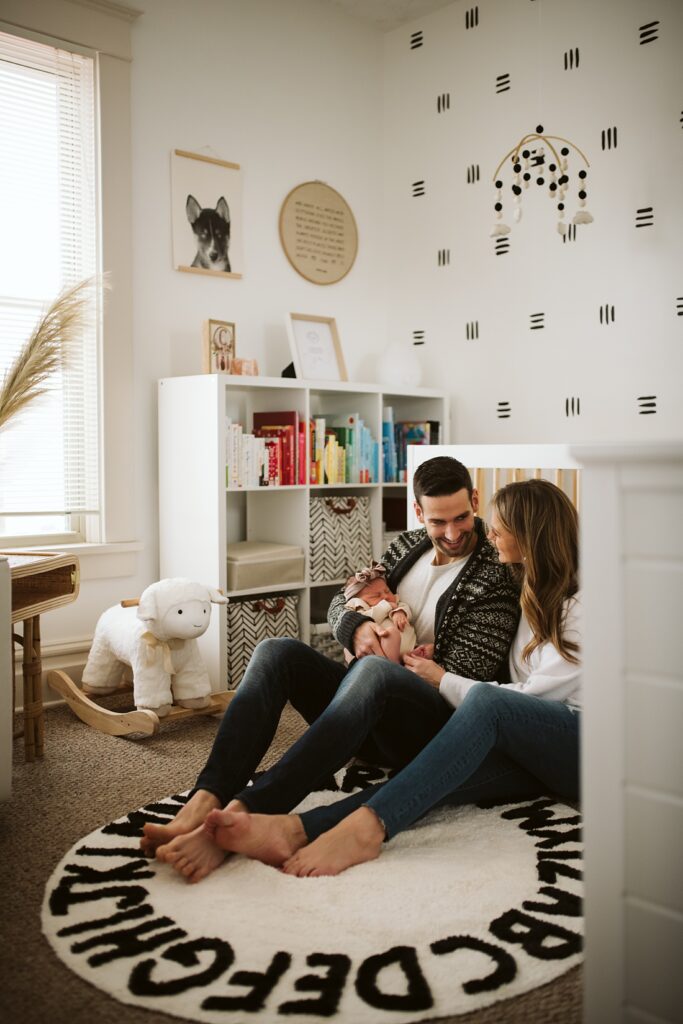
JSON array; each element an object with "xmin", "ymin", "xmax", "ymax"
[
  {"xmin": 397, "ymin": 548, "xmax": 471, "ymax": 645},
  {"xmin": 439, "ymin": 595, "xmax": 582, "ymax": 709}
]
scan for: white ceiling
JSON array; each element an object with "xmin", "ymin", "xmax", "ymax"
[{"xmin": 322, "ymin": 0, "xmax": 457, "ymax": 32}]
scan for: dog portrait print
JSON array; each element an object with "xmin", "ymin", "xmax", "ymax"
[
  {"xmin": 186, "ymin": 195, "xmax": 231, "ymax": 272},
  {"xmin": 171, "ymin": 150, "xmax": 243, "ymax": 278}
]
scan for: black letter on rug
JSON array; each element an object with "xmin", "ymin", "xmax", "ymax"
[
  {"xmin": 489, "ymin": 910, "xmax": 582, "ymax": 959},
  {"xmin": 356, "ymin": 946, "xmax": 433, "ymax": 1011},
  {"xmin": 279, "ymin": 953, "xmax": 351, "ymax": 1016},
  {"xmin": 71, "ymin": 917, "xmax": 187, "ymax": 968},
  {"xmin": 431, "ymin": 934, "xmax": 517, "ymax": 994},
  {"xmin": 203, "ymin": 951, "xmax": 292, "ymax": 1011},
  {"xmin": 129, "ymin": 937, "xmax": 234, "ymax": 996},
  {"xmin": 523, "ymin": 885, "xmax": 582, "ymax": 918}
]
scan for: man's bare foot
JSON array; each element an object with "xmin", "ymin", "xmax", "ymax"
[
  {"xmin": 202, "ymin": 808, "xmax": 307, "ymax": 867},
  {"xmin": 156, "ymin": 823, "xmax": 226, "ymax": 884},
  {"xmin": 282, "ymin": 807, "xmax": 385, "ymax": 877},
  {"xmin": 139, "ymin": 790, "xmax": 240, "ymax": 856}
]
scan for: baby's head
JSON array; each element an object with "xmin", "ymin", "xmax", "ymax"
[{"xmin": 344, "ymin": 563, "xmax": 396, "ymax": 606}]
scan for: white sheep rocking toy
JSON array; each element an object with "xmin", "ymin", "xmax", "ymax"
[{"xmin": 48, "ymin": 578, "xmax": 232, "ymax": 737}]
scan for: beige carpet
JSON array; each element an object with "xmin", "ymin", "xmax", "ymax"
[{"xmin": 2, "ymin": 697, "xmax": 582, "ymax": 1024}]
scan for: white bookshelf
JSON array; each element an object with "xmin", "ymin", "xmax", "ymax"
[{"xmin": 158, "ymin": 374, "xmax": 448, "ymax": 689}]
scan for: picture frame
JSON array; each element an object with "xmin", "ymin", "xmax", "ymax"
[
  {"xmin": 285, "ymin": 313, "xmax": 348, "ymax": 382},
  {"xmin": 171, "ymin": 149, "xmax": 243, "ymax": 279},
  {"xmin": 202, "ymin": 319, "xmax": 236, "ymax": 374}
]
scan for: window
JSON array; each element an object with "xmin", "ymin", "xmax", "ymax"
[{"xmin": 0, "ymin": 29, "xmax": 100, "ymax": 544}]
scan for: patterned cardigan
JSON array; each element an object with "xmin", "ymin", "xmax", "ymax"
[{"xmin": 328, "ymin": 518, "xmax": 520, "ymax": 682}]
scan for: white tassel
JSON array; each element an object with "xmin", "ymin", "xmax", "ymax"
[
  {"xmin": 557, "ymin": 221, "xmax": 567, "ymax": 235},
  {"xmin": 513, "ymin": 206, "xmax": 523, "ymax": 222},
  {"xmin": 489, "ymin": 223, "xmax": 511, "ymax": 237}
]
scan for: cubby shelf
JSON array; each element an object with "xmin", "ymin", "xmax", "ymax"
[{"xmin": 158, "ymin": 374, "xmax": 448, "ymax": 689}]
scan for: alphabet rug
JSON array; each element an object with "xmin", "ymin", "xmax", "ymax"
[{"xmin": 42, "ymin": 769, "xmax": 583, "ymax": 1024}]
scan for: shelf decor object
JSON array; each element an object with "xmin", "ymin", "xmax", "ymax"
[
  {"xmin": 202, "ymin": 319, "xmax": 235, "ymax": 374},
  {"xmin": 171, "ymin": 149, "xmax": 243, "ymax": 279},
  {"xmin": 491, "ymin": 125, "xmax": 592, "ymax": 237},
  {"xmin": 286, "ymin": 312, "xmax": 347, "ymax": 381},
  {"xmin": 279, "ymin": 181, "xmax": 358, "ymax": 285}
]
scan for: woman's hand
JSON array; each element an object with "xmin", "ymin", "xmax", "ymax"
[
  {"xmin": 403, "ymin": 650, "xmax": 445, "ymax": 688},
  {"xmin": 407, "ymin": 643, "xmax": 434, "ymax": 660}
]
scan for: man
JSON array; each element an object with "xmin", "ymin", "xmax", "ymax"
[{"xmin": 141, "ymin": 456, "xmax": 520, "ymax": 882}]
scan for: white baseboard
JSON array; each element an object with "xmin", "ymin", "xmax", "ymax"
[{"xmin": 13, "ymin": 639, "xmax": 89, "ymax": 711}]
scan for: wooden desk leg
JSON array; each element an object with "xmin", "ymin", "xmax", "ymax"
[{"xmin": 22, "ymin": 616, "xmax": 43, "ymax": 762}]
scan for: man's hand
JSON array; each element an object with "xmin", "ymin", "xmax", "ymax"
[
  {"xmin": 353, "ymin": 620, "xmax": 390, "ymax": 658},
  {"xmin": 407, "ymin": 643, "xmax": 434, "ymax": 660},
  {"xmin": 403, "ymin": 650, "xmax": 445, "ymax": 688},
  {"xmin": 392, "ymin": 610, "xmax": 409, "ymax": 632}
]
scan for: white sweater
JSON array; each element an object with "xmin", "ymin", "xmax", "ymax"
[{"xmin": 439, "ymin": 596, "xmax": 582, "ymax": 710}]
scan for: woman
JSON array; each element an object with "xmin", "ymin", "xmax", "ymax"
[{"xmin": 200, "ymin": 477, "xmax": 581, "ymax": 877}]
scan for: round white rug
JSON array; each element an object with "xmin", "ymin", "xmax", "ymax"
[{"xmin": 42, "ymin": 771, "xmax": 583, "ymax": 1024}]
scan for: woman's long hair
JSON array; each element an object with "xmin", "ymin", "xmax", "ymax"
[{"xmin": 491, "ymin": 479, "xmax": 579, "ymax": 664}]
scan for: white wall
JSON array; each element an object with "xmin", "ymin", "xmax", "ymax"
[{"xmin": 382, "ymin": 0, "xmax": 683, "ymax": 443}]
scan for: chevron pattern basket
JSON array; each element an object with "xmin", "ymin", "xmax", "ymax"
[
  {"xmin": 309, "ymin": 495, "xmax": 373, "ymax": 583},
  {"xmin": 226, "ymin": 594, "xmax": 300, "ymax": 688}
]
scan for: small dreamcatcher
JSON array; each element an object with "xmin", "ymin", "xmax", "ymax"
[{"xmin": 490, "ymin": 124, "xmax": 593, "ymax": 237}]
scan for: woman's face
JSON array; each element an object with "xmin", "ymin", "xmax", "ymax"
[{"xmin": 487, "ymin": 508, "xmax": 523, "ymax": 564}]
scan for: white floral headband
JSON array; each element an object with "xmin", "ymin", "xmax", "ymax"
[{"xmin": 344, "ymin": 561, "xmax": 386, "ymax": 601}]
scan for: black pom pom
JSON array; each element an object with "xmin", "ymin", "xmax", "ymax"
[
  {"xmin": 558, "ymin": 203, "xmax": 565, "ymax": 211},
  {"xmin": 512, "ymin": 185, "xmax": 522, "ymax": 195},
  {"xmin": 578, "ymin": 170, "xmax": 587, "ymax": 179},
  {"xmin": 559, "ymin": 175, "xmax": 569, "ymax": 185},
  {"xmin": 536, "ymin": 124, "xmax": 544, "ymax": 133},
  {"xmin": 522, "ymin": 149, "xmax": 530, "ymax": 158},
  {"xmin": 495, "ymin": 202, "xmax": 502, "ymax": 211},
  {"xmin": 561, "ymin": 146, "xmax": 569, "ymax": 156},
  {"xmin": 550, "ymin": 182, "xmax": 557, "ymax": 191},
  {"xmin": 536, "ymin": 177, "xmax": 545, "ymax": 185},
  {"xmin": 495, "ymin": 180, "xmax": 503, "ymax": 189},
  {"xmin": 513, "ymin": 163, "xmax": 521, "ymax": 173},
  {"xmin": 578, "ymin": 190, "xmax": 586, "ymax": 199},
  {"xmin": 523, "ymin": 172, "xmax": 531, "ymax": 181},
  {"xmin": 549, "ymin": 163, "xmax": 557, "ymax": 172}
]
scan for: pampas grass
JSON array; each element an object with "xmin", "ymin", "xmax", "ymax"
[{"xmin": 0, "ymin": 275, "xmax": 103, "ymax": 431}]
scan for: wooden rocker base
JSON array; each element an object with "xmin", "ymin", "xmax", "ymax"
[{"xmin": 47, "ymin": 670, "xmax": 234, "ymax": 738}]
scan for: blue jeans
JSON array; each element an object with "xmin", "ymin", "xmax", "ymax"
[
  {"xmin": 193, "ymin": 640, "xmax": 451, "ymax": 809},
  {"xmin": 299, "ymin": 682, "xmax": 580, "ymax": 840}
]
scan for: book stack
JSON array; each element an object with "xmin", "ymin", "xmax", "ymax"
[
  {"xmin": 253, "ymin": 411, "xmax": 304, "ymax": 486},
  {"xmin": 225, "ymin": 420, "xmax": 268, "ymax": 489},
  {"xmin": 381, "ymin": 413, "xmax": 441, "ymax": 482},
  {"xmin": 312, "ymin": 412, "xmax": 378, "ymax": 484}
]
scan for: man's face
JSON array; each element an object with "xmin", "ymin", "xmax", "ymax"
[{"xmin": 414, "ymin": 488, "xmax": 479, "ymax": 565}]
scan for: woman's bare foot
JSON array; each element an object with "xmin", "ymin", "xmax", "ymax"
[
  {"xmin": 139, "ymin": 792, "xmax": 245, "ymax": 856},
  {"xmin": 202, "ymin": 808, "xmax": 307, "ymax": 867},
  {"xmin": 282, "ymin": 807, "xmax": 385, "ymax": 877},
  {"xmin": 155, "ymin": 823, "xmax": 226, "ymax": 884}
]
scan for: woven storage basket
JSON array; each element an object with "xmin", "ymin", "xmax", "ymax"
[
  {"xmin": 309, "ymin": 495, "xmax": 373, "ymax": 582},
  {"xmin": 227, "ymin": 594, "xmax": 300, "ymax": 688}
]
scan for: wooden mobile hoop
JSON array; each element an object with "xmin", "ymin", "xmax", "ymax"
[{"xmin": 491, "ymin": 124, "xmax": 592, "ymax": 238}]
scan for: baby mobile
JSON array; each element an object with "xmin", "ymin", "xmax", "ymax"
[{"xmin": 490, "ymin": 124, "xmax": 593, "ymax": 237}]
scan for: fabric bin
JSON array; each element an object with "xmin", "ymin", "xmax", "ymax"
[
  {"xmin": 309, "ymin": 622, "xmax": 346, "ymax": 665},
  {"xmin": 227, "ymin": 593, "xmax": 300, "ymax": 688},
  {"xmin": 227, "ymin": 541, "xmax": 305, "ymax": 591},
  {"xmin": 309, "ymin": 495, "xmax": 373, "ymax": 582}
]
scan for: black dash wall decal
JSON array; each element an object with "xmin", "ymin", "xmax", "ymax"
[
  {"xmin": 639, "ymin": 21, "xmax": 659, "ymax": 44},
  {"xmin": 530, "ymin": 312, "xmax": 545, "ymax": 330},
  {"xmin": 635, "ymin": 206, "xmax": 654, "ymax": 227},
  {"xmin": 412, "ymin": 180, "xmax": 426, "ymax": 197},
  {"xmin": 497, "ymin": 401, "xmax": 511, "ymax": 419},
  {"xmin": 677, "ymin": 297, "xmax": 683, "ymax": 316},
  {"xmin": 599, "ymin": 304, "xmax": 616, "ymax": 324},
  {"xmin": 437, "ymin": 248, "xmax": 451, "ymax": 266},
  {"xmin": 412, "ymin": 330, "xmax": 425, "ymax": 345},
  {"xmin": 410, "ymin": 30, "xmax": 424, "ymax": 49},
  {"xmin": 562, "ymin": 224, "xmax": 577, "ymax": 242},
  {"xmin": 466, "ymin": 164, "xmax": 480, "ymax": 183},
  {"xmin": 496, "ymin": 73, "xmax": 511, "ymax": 94},
  {"xmin": 638, "ymin": 395, "xmax": 657, "ymax": 414},
  {"xmin": 465, "ymin": 321, "xmax": 479, "ymax": 340},
  {"xmin": 465, "ymin": 6, "xmax": 479, "ymax": 29},
  {"xmin": 563, "ymin": 47, "xmax": 580, "ymax": 70},
  {"xmin": 437, "ymin": 93, "xmax": 451, "ymax": 113},
  {"xmin": 565, "ymin": 397, "xmax": 581, "ymax": 417},
  {"xmin": 601, "ymin": 126, "xmax": 618, "ymax": 150},
  {"xmin": 495, "ymin": 237, "xmax": 510, "ymax": 255}
]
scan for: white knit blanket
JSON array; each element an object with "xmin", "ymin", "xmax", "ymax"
[{"xmin": 42, "ymin": 775, "xmax": 583, "ymax": 1023}]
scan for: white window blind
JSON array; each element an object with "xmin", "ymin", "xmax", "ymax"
[{"xmin": 0, "ymin": 29, "xmax": 99, "ymax": 540}]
